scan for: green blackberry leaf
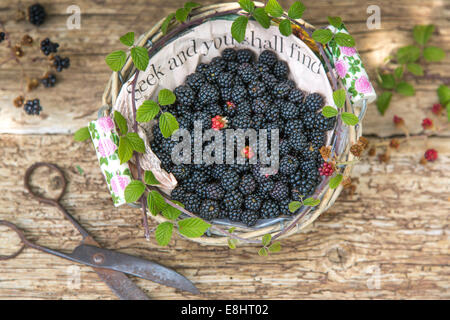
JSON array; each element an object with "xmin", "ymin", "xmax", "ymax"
[
  {"xmin": 329, "ymin": 174, "xmax": 343, "ymax": 189},
  {"xmin": 161, "ymin": 201, "xmax": 183, "ymax": 220},
  {"xmin": 184, "ymin": 2, "xmax": 201, "ymax": 10},
  {"xmin": 333, "ymin": 88, "xmax": 346, "ymax": 108},
  {"xmin": 158, "ymin": 89, "xmax": 176, "ymax": 106},
  {"xmin": 253, "ymin": 7, "xmax": 271, "ymax": 29},
  {"xmin": 288, "ymin": 2, "xmax": 306, "ymax": 19},
  {"xmin": 228, "ymin": 227, "xmax": 236, "ymax": 234},
  {"xmin": 262, "ymin": 234, "xmax": 271, "ymax": 246},
  {"xmin": 114, "ymin": 111, "xmax": 128, "ymax": 135},
  {"xmin": 147, "ymin": 190, "xmax": 167, "ymax": 216},
  {"xmin": 159, "ymin": 112, "xmax": 179, "ymax": 138},
  {"xmin": 155, "ymin": 222, "xmax": 173, "ymax": 246},
  {"xmin": 446, "ymin": 102, "xmax": 450, "ymax": 122},
  {"xmin": 175, "ymin": 8, "xmax": 189, "ymax": 22},
  {"xmin": 144, "ymin": 170, "xmax": 160, "ymax": 185},
  {"xmin": 178, "ymin": 217, "xmax": 211, "ymax": 238},
  {"xmin": 126, "ymin": 132, "xmax": 145, "ymax": 153},
  {"xmin": 131, "ymin": 46, "xmax": 149, "ymax": 71},
  {"xmin": 341, "ymin": 112, "xmax": 359, "ymax": 126},
  {"xmin": 228, "ymin": 238, "xmax": 238, "ymax": 249},
  {"xmin": 312, "ymin": 29, "xmax": 333, "ymax": 44},
  {"xmin": 327, "ymin": 16, "xmax": 342, "ymax": 29},
  {"xmin": 105, "ymin": 50, "xmax": 126, "ymax": 72},
  {"xmin": 379, "ymin": 74, "xmax": 396, "ymax": 89},
  {"xmin": 76, "ymin": 165, "xmax": 84, "ymax": 175},
  {"xmin": 334, "ymin": 32, "xmax": 355, "ymax": 47},
  {"xmin": 231, "ymin": 16, "xmax": 248, "ymax": 43},
  {"xmin": 73, "ymin": 127, "xmax": 90, "ymax": 141},
  {"xmin": 406, "ymin": 63, "xmax": 424, "ymax": 76},
  {"xmin": 288, "ymin": 201, "xmax": 302, "ymax": 213},
  {"xmin": 279, "ymin": 19, "xmax": 292, "ymax": 36},
  {"xmin": 394, "ymin": 66, "xmax": 404, "ymax": 80},
  {"xmin": 396, "ymin": 82, "xmax": 415, "ymax": 96},
  {"xmin": 322, "ymin": 106, "xmax": 338, "ymax": 118},
  {"xmin": 423, "ymin": 46, "xmax": 445, "ymax": 62},
  {"xmin": 268, "ymin": 241, "xmax": 281, "ymax": 253},
  {"xmin": 238, "ymin": 0, "xmax": 255, "ymax": 13},
  {"xmin": 413, "ymin": 24, "xmax": 434, "ymax": 46},
  {"xmin": 437, "ymin": 84, "xmax": 450, "ymax": 105},
  {"xmin": 161, "ymin": 13, "xmax": 175, "ymax": 35},
  {"xmin": 136, "ymin": 100, "xmax": 160, "ymax": 122},
  {"xmin": 124, "ymin": 180, "xmax": 145, "ymax": 203},
  {"xmin": 118, "ymin": 136, "xmax": 134, "ymax": 164},
  {"xmin": 397, "ymin": 45, "xmax": 421, "ymax": 64},
  {"xmin": 119, "ymin": 32, "xmax": 134, "ymax": 47},
  {"xmin": 303, "ymin": 197, "xmax": 320, "ymax": 207},
  {"xmin": 376, "ymin": 91, "xmax": 393, "ymax": 115},
  {"xmin": 258, "ymin": 247, "xmax": 268, "ymax": 256},
  {"xmin": 265, "ymin": 0, "xmax": 283, "ymax": 18}
]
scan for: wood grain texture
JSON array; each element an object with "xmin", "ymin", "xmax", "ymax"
[{"xmin": 0, "ymin": 0, "xmax": 449, "ymax": 300}]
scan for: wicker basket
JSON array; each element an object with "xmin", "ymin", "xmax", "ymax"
[{"xmin": 100, "ymin": 2, "xmax": 367, "ymax": 246}]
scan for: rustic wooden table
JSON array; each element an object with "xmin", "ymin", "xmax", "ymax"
[{"xmin": 0, "ymin": 0, "xmax": 449, "ymax": 300}]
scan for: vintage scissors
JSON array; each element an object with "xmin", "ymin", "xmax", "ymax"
[{"xmin": 0, "ymin": 162, "xmax": 199, "ymax": 299}]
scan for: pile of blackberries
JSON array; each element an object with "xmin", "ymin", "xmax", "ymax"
[
  {"xmin": 24, "ymin": 99, "xmax": 42, "ymax": 115},
  {"xmin": 150, "ymin": 48, "xmax": 336, "ymax": 227}
]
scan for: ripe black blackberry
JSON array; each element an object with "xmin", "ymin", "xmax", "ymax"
[
  {"xmin": 52, "ymin": 55, "xmax": 70, "ymax": 72},
  {"xmin": 308, "ymin": 131, "xmax": 325, "ymax": 150},
  {"xmin": 171, "ymin": 186, "xmax": 186, "ymax": 203},
  {"xmin": 0, "ymin": 32, "xmax": 5, "ymax": 43},
  {"xmin": 264, "ymin": 105, "xmax": 280, "ymax": 122},
  {"xmin": 261, "ymin": 200, "xmax": 280, "ymax": 218},
  {"xmin": 205, "ymin": 183, "xmax": 225, "ymax": 200},
  {"xmin": 220, "ymin": 87, "xmax": 233, "ymax": 102},
  {"xmin": 260, "ymin": 72, "xmax": 278, "ymax": 89},
  {"xmin": 289, "ymin": 131, "xmax": 309, "ymax": 153},
  {"xmin": 222, "ymin": 48, "xmax": 237, "ymax": 62},
  {"xmin": 253, "ymin": 62, "xmax": 271, "ymax": 77},
  {"xmin": 196, "ymin": 63, "xmax": 209, "ymax": 74},
  {"xmin": 280, "ymin": 101, "xmax": 300, "ymax": 120},
  {"xmin": 236, "ymin": 100, "xmax": 252, "ymax": 115},
  {"xmin": 270, "ymin": 181, "xmax": 289, "ymax": 201},
  {"xmin": 174, "ymin": 85, "xmax": 195, "ymax": 107},
  {"xmin": 303, "ymin": 112, "xmax": 335, "ymax": 132},
  {"xmin": 273, "ymin": 60, "xmax": 288, "ymax": 79},
  {"xmin": 241, "ymin": 210, "xmax": 259, "ymax": 226},
  {"xmin": 279, "ymin": 139, "xmax": 291, "ymax": 157},
  {"xmin": 252, "ymin": 97, "xmax": 268, "ymax": 114},
  {"xmin": 272, "ymin": 82, "xmax": 291, "ymax": 99},
  {"xmin": 221, "ymin": 169, "xmax": 240, "ymax": 191},
  {"xmin": 236, "ymin": 49, "xmax": 254, "ymax": 64},
  {"xmin": 251, "ymin": 114, "xmax": 266, "ymax": 130},
  {"xmin": 205, "ymin": 64, "xmax": 223, "ymax": 83},
  {"xmin": 258, "ymin": 50, "xmax": 278, "ymax": 68},
  {"xmin": 288, "ymin": 88, "xmax": 305, "ymax": 103},
  {"xmin": 284, "ymin": 119, "xmax": 303, "ymax": 137},
  {"xmin": 40, "ymin": 38, "xmax": 59, "ymax": 56},
  {"xmin": 171, "ymin": 164, "xmax": 191, "ymax": 181},
  {"xmin": 24, "ymin": 99, "xmax": 42, "ymax": 115},
  {"xmin": 279, "ymin": 199, "xmax": 293, "ymax": 215},
  {"xmin": 217, "ymin": 72, "xmax": 234, "ymax": 88},
  {"xmin": 227, "ymin": 208, "xmax": 243, "ymax": 221},
  {"xmin": 199, "ymin": 200, "xmax": 221, "ymax": 220},
  {"xmin": 239, "ymin": 174, "xmax": 256, "ymax": 195},
  {"xmin": 198, "ymin": 83, "xmax": 219, "ymax": 105},
  {"xmin": 210, "ymin": 57, "xmax": 227, "ymax": 70},
  {"xmin": 223, "ymin": 190, "xmax": 244, "ymax": 210},
  {"xmin": 244, "ymin": 194, "xmax": 262, "ymax": 211},
  {"xmin": 237, "ymin": 63, "xmax": 257, "ymax": 83},
  {"xmin": 292, "ymin": 178, "xmax": 317, "ymax": 198},
  {"xmin": 210, "ymin": 164, "xmax": 227, "ymax": 180},
  {"xmin": 227, "ymin": 61, "xmax": 240, "ymax": 73},
  {"xmin": 248, "ymin": 81, "xmax": 266, "ymax": 98},
  {"xmin": 231, "ymin": 114, "xmax": 252, "ymax": 129},
  {"xmin": 304, "ymin": 93, "xmax": 324, "ymax": 112},
  {"xmin": 203, "ymin": 103, "xmax": 223, "ymax": 117},
  {"xmin": 177, "ymin": 116, "xmax": 193, "ymax": 129},
  {"xmin": 41, "ymin": 73, "xmax": 56, "ymax": 87},
  {"xmin": 186, "ymin": 72, "xmax": 206, "ymax": 93},
  {"xmin": 184, "ymin": 193, "xmax": 201, "ymax": 213},
  {"xmin": 298, "ymin": 159, "xmax": 320, "ymax": 176},
  {"xmin": 231, "ymin": 85, "xmax": 247, "ymax": 104},
  {"xmin": 279, "ymin": 155, "xmax": 299, "ymax": 175},
  {"xmin": 195, "ymin": 184, "xmax": 208, "ymax": 198},
  {"xmin": 28, "ymin": 3, "xmax": 46, "ymax": 26}
]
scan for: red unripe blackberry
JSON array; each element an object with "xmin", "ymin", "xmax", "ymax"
[
  {"xmin": 393, "ymin": 115, "xmax": 404, "ymax": 126},
  {"xmin": 422, "ymin": 118, "xmax": 433, "ymax": 130},
  {"xmin": 424, "ymin": 149, "xmax": 438, "ymax": 162},
  {"xmin": 319, "ymin": 162, "xmax": 334, "ymax": 176},
  {"xmin": 431, "ymin": 103, "xmax": 443, "ymax": 115}
]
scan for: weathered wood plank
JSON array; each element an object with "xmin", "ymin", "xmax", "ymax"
[{"xmin": 0, "ymin": 133, "xmax": 448, "ymax": 299}]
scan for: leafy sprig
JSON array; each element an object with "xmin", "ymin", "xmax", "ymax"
[
  {"xmin": 258, "ymin": 234, "xmax": 281, "ymax": 256},
  {"xmin": 288, "ymin": 195, "xmax": 321, "ymax": 215},
  {"xmin": 105, "ymin": 32, "xmax": 149, "ymax": 72},
  {"xmin": 161, "ymin": 2, "xmax": 201, "ymax": 35},
  {"xmin": 113, "ymin": 111, "xmax": 146, "ymax": 164},
  {"xmin": 321, "ymin": 88, "xmax": 359, "ymax": 126},
  {"xmin": 311, "ymin": 17, "xmax": 355, "ymax": 48}
]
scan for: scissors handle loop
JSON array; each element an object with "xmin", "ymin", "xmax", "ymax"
[
  {"xmin": 0, "ymin": 220, "xmax": 30, "ymax": 260},
  {"xmin": 24, "ymin": 162, "xmax": 67, "ymax": 205}
]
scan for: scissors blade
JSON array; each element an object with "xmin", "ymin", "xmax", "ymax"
[{"xmin": 71, "ymin": 244, "xmax": 199, "ymax": 295}]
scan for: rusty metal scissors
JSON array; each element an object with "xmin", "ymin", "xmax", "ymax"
[{"xmin": 0, "ymin": 162, "xmax": 199, "ymax": 299}]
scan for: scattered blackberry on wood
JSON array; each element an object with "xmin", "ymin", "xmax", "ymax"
[
  {"xmin": 259, "ymin": 50, "xmax": 278, "ymax": 68},
  {"xmin": 241, "ymin": 210, "xmax": 259, "ymax": 226},
  {"xmin": 280, "ymin": 101, "xmax": 300, "ymax": 120},
  {"xmin": 0, "ymin": 32, "xmax": 5, "ymax": 43},
  {"xmin": 244, "ymin": 194, "xmax": 262, "ymax": 211},
  {"xmin": 236, "ymin": 49, "xmax": 254, "ymax": 64},
  {"xmin": 223, "ymin": 190, "xmax": 244, "ymax": 210},
  {"xmin": 186, "ymin": 72, "xmax": 206, "ymax": 93},
  {"xmin": 239, "ymin": 174, "xmax": 256, "ymax": 195},
  {"xmin": 52, "ymin": 55, "xmax": 70, "ymax": 72},
  {"xmin": 261, "ymin": 200, "xmax": 280, "ymax": 218},
  {"xmin": 28, "ymin": 3, "xmax": 46, "ymax": 26},
  {"xmin": 221, "ymin": 169, "xmax": 240, "ymax": 191},
  {"xmin": 304, "ymin": 93, "xmax": 324, "ymax": 112},
  {"xmin": 270, "ymin": 181, "xmax": 289, "ymax": 201},
  {"xmin": 273, "ymin": 60, "xmax": 288, "ymax": 79},
  {"xmin": 40, "ymin": 38, "xmax": 59, "ymax": 56},
  {"xmin": 279, "ymin": 155, "xmax": 299, "ymax": 175},
  {"xmin": 222, "ymin": 48, "xmax": 237, "ymax": 61},
  {"xmin": 198, "ymin": 83, "xmax": 219, "ymax": 105},
  {"xmin": 41, "ymin": 73, "xmax": 56, "ymax": 87},
  {"xmin": 200, "ymin": 200, "xmax": 221, "ymax": 220},
  {"xmin": 24, "ymin": 99, "xmax": 42, "ymax": 115}
]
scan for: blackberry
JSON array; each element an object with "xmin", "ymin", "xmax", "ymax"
[
  {"xmin": 256, "ymin": 178, "xmax": 275, "ymax": 195},
  {"xmin": 210, "ymin": 57, "xmax": 227, "ymax": 70},
  {"xmin": 196, "ymin": 63, "xmax": 209, "ymax": 74},
  {"xmin": 28, "ymin": 3, "xmax": 46, "ymax": 26},
  {"xmin": 299, "ymin": 160, "xmax": 319, "ymax": 175},
  {"xmin": 278, "ymin": 139, "xmax": 291, "ymax": 157},
  {"xmin": 40, "ymin": 38, "xmax": 59, "ymax": 56},
  {"xmin": 260, "ymin": 72, "xmax": 278, "ymax": 89},
  {"xmin": 174, "ymin": 85, "xmax": 195, "ymax": 107},
  {"xmin": 231, "ymin": 114, "xmax": 252, "ymax": 130},
  {"xmin": 251, "ymin": 114, "xmax": 266, "ymax": 130},
  {"xmin": 52, "ymin": 55, "xmax": 70, "ymax": 72},
  {"xmin": 203, "ymin": 103, "xmax": 223, "ymax": 117},
  {"xmin": 171, "ymin": 186, "xmax": 186, "ymax": 203},
  {"xmin": 41, "ymin": 73, "xmax": 56, "ymax": 87},
  {"xmin": 252, "ymin": 97, "xmax": 269, "ymax": 114},
  {"xmin": 227, "ymin": 61, "xmax": 240, "ymax": 73},
  {"xmin": 288, "ymin": 88, "xmax": 305, "ymax": 104},
  {"xmin": 205, "ymin": 183, "xmax": 225, "ymax": 200},
  {"xmin": 24, "ymin": 99, "xmax": 42, "ymax": 115},
  {"xmin": 292, "ymin": 178, "xmax": 317, "ymax": 198},
  {"xmin": 237, "ymin": 63, "xmax": 257, "ymax": 83},
  {"xmin": 280, "ymin": 101, "xmax": 300, "ymax": 120},
  {"xmin": 221, "ymin": 169, "xmax": 240, "ymax": 191},
  {"xmin": 223, "ymin": 190, "xmax": 244, "ymax": 210},
  {"xmin": 231, "ymin": 85, "xmax": 247, "ymax": 104},
  {"xmin": 279, "ymin": 199, "xmax": 293, "ymax": 216},
  {"xmin": 273, "ymin": 60, "xmax": 289, "ymax": 79},
  {"xmin": 264, "ymin": 105, "xmax": 280, "ymax": 122},
  {"xmin": 244, "ymin": 194, "xmax": 262, "ymax": 211},
  {"xmin": 303, "ymin": 113, "xmax": 334, "ymax": 132},
  {"xmin": 239, "ymin": 174, "xmax": 256, "ymax": 195},
  {"xmin": 253, "ymin": 62, "xmax": 271, "ymax": 77},
  {"xmin": 248, "ymin": 81, "xmax": 266, "ymax": 98},
  {"xmin": 289, "ymin": 131, "xmax": 308, "ymax": 153},
  {"xmin": 270, "ymin": 181, "xmax": 289, "ymax": 201},
  {"xmin": 171, "ymin": 164, "xmax": 191, "ymax": 181},
  {"xmin": 272, "ymin": 82, "xmax": 291, "ymax": 99},
  {"xmin": 211, "ymin": 164, "xmax": 227, "ymax": 179},
  {"xmin": 198, "ymin": 83, "xmax": 219, "ymax": 105},
  {"xmin": 236, "ymin": 100, "xmax": 252, "ymax": 115},
  {"xmin": 308, "ymin": 131, "xmax": 325, "ymax": 150},
  {"xmin": 0, "ymin": 32, "xmax": 5, "ymax": 43},
  {"xmin": 241, "ymin": 210, "xmax": 259, "ymax": 226},
  {"xmin": 195, "ymin": 184, "xmax": 208, "ymax": 198},
  {"xmin": 284, "ymin": 119, "xmax": 303, "ymax": 136},
  {"xmin": 222, "ymin": 48, "xmax": 237, "ymax": 62},
  {"xmin": 304, "ymin": 93, "xmax": 324, "ymax": 112},
  {"xmin": 217, "ymin": 72, "xmax": 234, "ymax": 88},
  {"xmin": 258, "ymin": 50, "xmax": 278, "ymax": 68},
  {"xmin": 279, "ymin": 155, "xmax": 299, "ymax": 175},
  {"xmin": 261, "ymin": 200, "xmax": 280, "ymax": 218},
  {"xmin": 178, "ymin": 116, "xmax": 193, "ymax": 129},
  {"xmin": 227, "ymin": 208, "xmax": 243, "ymax": 221},
  {"xmin": 205, "ymin": 64, "xmax": 223, "ymax": 83},
  {"xmin": 199, "ymin": 200, "xmax": 220, "ymax": 220},
  {"xmin": 184, "ymin": 193, "xmax": 201, "ymax": 213},
  {"xmin": 186, "ymin": 72, "xmax": 206, "ymax": 93},
  {"xmin": 221, "ymin": 87, "xmax": 233, "ymax": 101},
  {"xmin": 236, "ymin": 49, "xmax": 254, "ymax": 64}
]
